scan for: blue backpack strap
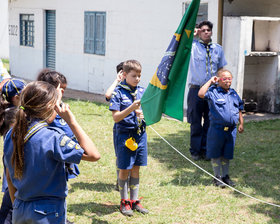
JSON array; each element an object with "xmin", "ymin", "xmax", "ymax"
[{"xmin": 24, "ymin": 121, "xmax": 48, "ymax": 143}]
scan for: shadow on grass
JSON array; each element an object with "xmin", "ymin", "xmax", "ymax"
[
  {"xmin": 148, "ymin": 120, "xmax": 280, "ymax": 222},
  {"xmin": 68, "ymin": 201, "xmax": 116, "ymax": 223},
  {"xmin": 148, "ymin": 128, "xmax": 213, "ymax": 187},
  {"xmin": 69, "ymin": 182, "xmax": 115, "ymax": 193}
]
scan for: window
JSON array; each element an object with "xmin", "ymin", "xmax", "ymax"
[
  {"xmin": 20, "ymin": 14, "xmax": 34, "ymax": 47},
  {"xmin": 184, "ymin": 3, "xmax": 208, "ymax": 24},
  {"xmin": 84, "ymin": 11, "xmax": 106, "ymax": 55}
]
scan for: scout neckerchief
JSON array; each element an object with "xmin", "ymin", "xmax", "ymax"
[
  {"xmin": 199, "ymin": 40, "xmax": 213, "ymax": 77},
  {"xmin": 24, "ymin": 121, "xmax": 48, "ymax": 143},
  {"xmin": 118, "ymin": 82, "xmax": 143, "ymax": 134}
]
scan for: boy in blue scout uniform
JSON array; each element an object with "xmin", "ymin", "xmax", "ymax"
[
  {"xmin": 109, "ymin": 60, "xmax": 149, "ymax": 216},
  {"xmin": 4, "ymin": 81, "xmax": 100, "ymax": 223},
  {"xmin": 37, "ymin": 69, "xmax": 79, "ymax": 180},
  {"xmin": 198, "ymin": 69, "xmax": 244, "ymax": 188},
  {"xmin": 187, "ymin": 21, "xmax": 227, "ymax": 161},
  {"xmin": 0, "ymin": 78, "xmax": 26, "ymax": 224}
]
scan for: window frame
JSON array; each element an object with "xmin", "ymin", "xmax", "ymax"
[
  {"xmin": 84, "ymin": 11, "xmax": 106, "ymax": 55},
  {"xmin": 20, "ymin": 14, "xmax": 34, "ymax": 47}
]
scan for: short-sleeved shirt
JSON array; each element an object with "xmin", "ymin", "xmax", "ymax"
[
  {"xmin": 109, "ymin": 81, "xmax": 146, "ymax": 132},
  {"xmin": 4, "ymin": 120, "xmax": 84, "ymax": 201},
  {"xmin": 49, "ymin": 114, "xmax": 76, "ymax": 141},
  {"xmin": 204, "ymin": 86, "xmax": 244, "ymax": 126},
  {"xmin": 188, "ymin": 40, "xmax": 227, "ymax": 87}
]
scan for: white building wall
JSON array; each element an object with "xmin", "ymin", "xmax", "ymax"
[
  {"xmin": 0, "ymin": 0, "xmax": 9, "ymax": 58},
  {"xmin": 9, "ymin": 0, "xmax": 219, "ymax": 95}
]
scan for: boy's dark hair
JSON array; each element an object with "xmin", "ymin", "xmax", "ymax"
[
  {"xmin": 123, "ymin": 60, "xmax": 142, "ymax": 74},
  {"xmin": 0, "ymin": 106, "xmax": 17, "ymax": 136},
  {"xmin": 37, "ymin": 68, "xmax": 67, "ymax": 88},
  {"xmin": 116, "ymin": 62, "xmax": 124, "ymax": 73},
  {"xmin": 198, "ymin": 20, "xmax": 213, "ymax": 30}
]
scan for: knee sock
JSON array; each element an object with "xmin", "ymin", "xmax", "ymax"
[
  {"xmin": 211, "ymin": 158, "xmax": 222, "ymax": 177},
  {"xmin": 221, "ymin": 157, "xmax": 230, "ymax": 177},
  {"xmin": 118, "ymin": 178, "xmax": 128, "ymax": 200},
  {"xmin": 129, "ymin": 177, "xmax": 139, "ymax": 201}
]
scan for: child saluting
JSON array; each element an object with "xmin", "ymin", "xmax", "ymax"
[
  {"xmin": 109, "ymin": 60, "xmax": 149, "ymax": 216},
  {"xmin": 198, "ymin": 69, "xmax": 244, "ymax": 188}
]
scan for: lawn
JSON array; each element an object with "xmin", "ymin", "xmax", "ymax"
[{"xmin": 1, "ymin": 99, "xmax": 280, "ymax": 224}]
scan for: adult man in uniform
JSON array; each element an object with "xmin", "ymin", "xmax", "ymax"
[{"xmin": 187, "ymin": 21, "xmax": 227, "ymax": 160}]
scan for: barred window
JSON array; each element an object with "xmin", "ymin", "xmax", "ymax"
[{"xmin": 20, "ymin": 14, "xmax": 34, "ymax": 47}]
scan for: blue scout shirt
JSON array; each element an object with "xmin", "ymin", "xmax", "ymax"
[
  {"xmin": 109, "ymin": 80, "xmax": 146, "ymax": 132},
  {"xmin": 4, "ymin": 120, "xmax": 84, "ymax": 201},
  {"xmin": 188, "ymin": 40, "xmax": 227, "ymax": 87},
  {"xmin": 204, "ymin": 86, "xmax": 244, "ymax": 126},
  {"xmin": 49, "ymin": 114, "xmax": 76, "ymax": 141}
]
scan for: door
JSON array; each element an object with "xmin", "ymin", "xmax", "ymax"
[{"xmin": 46, "ymin": 10, "xmax": 56, "ymax": 70}]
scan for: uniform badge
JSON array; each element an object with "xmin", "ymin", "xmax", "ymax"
[
  {"xmin": 59, "ymin": 118, "xmax": 67, "ymax": 126},
  {"xmin": 60, "ymin": 136, "xmax": 71, "ymax": 146},
  {"xmin": 110, "ymin": 103, "xmax": 112, "ymax": 106},
  {"xmin": 75, "ymin": 144, "xmax": 81, "ymax": 150},
  {"xmin": 67, "ymin": 140, "xmax": 76, "ymax": 149}
]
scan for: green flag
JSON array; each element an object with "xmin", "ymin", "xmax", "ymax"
[{"xmin": 141, "ymin": 0, "xmax": 200, "ymax": 125}]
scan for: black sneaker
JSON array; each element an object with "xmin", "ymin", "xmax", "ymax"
[
  {"xmin": 120, "ymin": 199, "xmax": 133, "ymax": 216},
  {"xmin": 213, "ymin": 176, "xmax": 226, "ymax": 188},
  {"xmin": 201, "ymin": 153, "xmax": 210, "ymax": 161},
  {"xmin": 191, "ymin": 154, "xmax": 201, "ymax": 161},
  {"xmin": 131, "ymin": 199, "xmax": 149, "ymax": 214},
  {"xmin": 222, "ymin": 175, "xmax": 236, "ymax": 187}
]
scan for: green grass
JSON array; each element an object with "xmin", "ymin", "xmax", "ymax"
[
  {"xmin": 1, "ymin": 58, "xmax": 9, "ymax": 73},
  {"xmin": 1, "ymin": 99, "xmax": 280, "ymax": 223}
]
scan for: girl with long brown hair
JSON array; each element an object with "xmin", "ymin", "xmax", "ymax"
[{"xmin": 4, "ymin": 81, "xmax": 100, "ymax": 223}]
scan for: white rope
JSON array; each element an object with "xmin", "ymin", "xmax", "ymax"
[{"xmin": 149, "ymin": 126, "xmax": 280, "ymax": 208}]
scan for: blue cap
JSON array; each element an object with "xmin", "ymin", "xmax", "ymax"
[{"xmin": 2, "ymin": 78, "xmax": 27, "ymax": 101}]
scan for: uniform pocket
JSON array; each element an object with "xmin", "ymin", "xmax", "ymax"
[{"xmin": 34, "ymin": 203, "xmax": 59, "ymax": 217}]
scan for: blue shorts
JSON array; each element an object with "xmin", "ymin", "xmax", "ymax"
[
  {"xmin": 12, "ymin": 198, "xmax": 66, "ymax": 224},
  {"xmin": 116, "ymin": 130, "xmax": 148, "ymax": 170},
  {"xmin": 206, "ymin": 124, "xmax": 237, "ymax": 160}
]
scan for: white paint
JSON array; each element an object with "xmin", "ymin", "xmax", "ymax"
[{"xmin": 0, "ymin": 0, "xmax": 9, "ymax": 58}]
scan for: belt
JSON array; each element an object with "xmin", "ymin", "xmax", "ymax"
[
  {"xmin": 116, "ymin": 127, "xmax": 146, "ymax": 134},
  {"xmin": 189, "ymin": 85, "xmax": 201, "ymax": 89},
  {"xmin": 211, "ymin": 123, "xmax": 236, "ymax": 132}
]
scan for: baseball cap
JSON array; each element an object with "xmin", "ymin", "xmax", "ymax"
[{"xmin": 2, "ymin": 78, "xmax": 27, "ymax": 101}]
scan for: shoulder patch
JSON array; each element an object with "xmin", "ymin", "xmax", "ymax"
[
  {"xmin": 75, "ymin": 144, "xmax": 81, "ymax": 150},
  {"xmin": 60, "ymin": 136, "xmax": 71, "ymax": 147},
  {"xmin": 67, "ymin": 140, "xmax": 76, "ymax": 149}
]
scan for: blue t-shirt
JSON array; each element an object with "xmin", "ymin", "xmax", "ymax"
[
  {"xmin": 109, "ymin": 81, "xmax": 146, "ymax": 132},
  {"xmin": 204, "ymin": 86, "xmax": 244, "ymax": 126},
  {"xmin": 188, "ymin": 40, "xmax": 227, "ymax": 87},
  {"xmin": 4, "ymin": 120, "xmax": 84, "ymax": 201}
]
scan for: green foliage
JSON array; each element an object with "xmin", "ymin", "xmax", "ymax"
[{"xmin": 1, "ymin": 100, "xmax": 280, "ymax": 223}]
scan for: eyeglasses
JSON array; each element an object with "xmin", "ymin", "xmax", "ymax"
[
  {"xmin": 201, "ymin": 29, "xmax": 211, "ymax": 32},
  {"xmin": 219, "ymin": 77, "xmax": 232, "ymax": 82}
]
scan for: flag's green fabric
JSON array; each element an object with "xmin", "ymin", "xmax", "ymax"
[{"xmin": 141, "ymin": 0, "xmax": 200, "ymax": 125}]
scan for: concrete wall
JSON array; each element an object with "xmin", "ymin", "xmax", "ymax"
[
  {"xmin": 0, "ymin": 0, "xmax": 9, "ymax": 58},
  {"xmin": 243, "ymin": 56, "xmax": 279, "ymax": 113},
  {"xmin": 8, "ymin": 0, "xmax": 219, "ymax": 99},
  {"xmin": 224, "ymin": 0, "xmax": 280, "ymax": 18}
]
